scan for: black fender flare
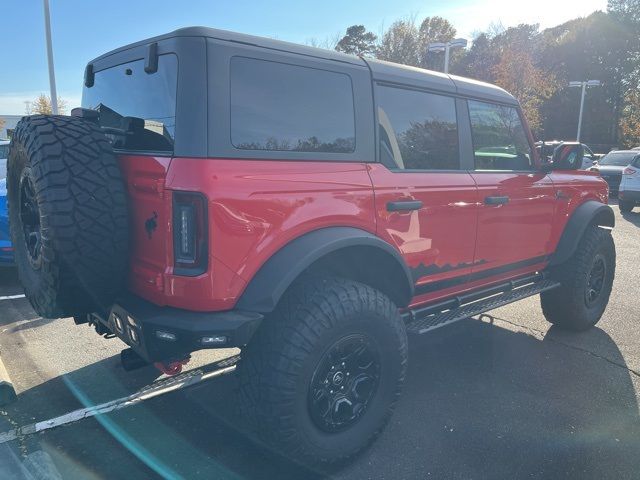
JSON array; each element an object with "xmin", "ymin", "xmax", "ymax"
[
  {"xmin": 236, "ymin": 227, "xmax": 414, "ymax": 313},
  {"xmin": 548, "ymin": 200, "xmax": 615, "ymax": 267}
]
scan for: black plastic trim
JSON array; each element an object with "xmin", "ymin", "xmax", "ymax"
[
  {"xmin": 96, "ymin": 295, "xmax": 263, "ymax": 362},
  {"xmin": 414, "ymin": 255, "xmax": 548, "ymax": 295},
  {"xmin": 548, "ymin": 200, "xmax": 615, "ymax": 266},
  {"xmin": 144, "ymin": 42, "xmax": 159, "ymax": 73},
  {"xmin": 236, "ymin": 227, "xmax": 414, "ymax": 312},
  {"xmin": 387, "ymin": 200, "xmax": 423, "ymax": 211}
]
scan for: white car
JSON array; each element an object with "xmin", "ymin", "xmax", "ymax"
[
  {"xmin": 618, "ymin": 151, "xmax": 640, "ymax": 212},
  {"xmin": 0, "ymin": 140, "xmax": 8, "ymax": 180}
]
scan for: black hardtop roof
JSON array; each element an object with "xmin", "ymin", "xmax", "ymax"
[{"xmin": 89, "ymin": 26, "xmax": 518, "ymax": 105}]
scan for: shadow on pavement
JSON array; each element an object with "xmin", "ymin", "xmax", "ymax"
[{"xmin": 1, "ymin": 317, "xmax": 639, "ymax": 479}]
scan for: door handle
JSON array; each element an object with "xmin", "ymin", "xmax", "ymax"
[
  {"xmin": 386, "ymin": 200, "xmax": 423, "ymax": 212},
  {"xmin": 484, "ymin": 196, "xmax": 509, "ymax": 205}
]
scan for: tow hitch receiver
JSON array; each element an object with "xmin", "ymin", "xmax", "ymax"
[{"xmin": 154, "ymin": 357, "xmax": 191, "ymax": 376}]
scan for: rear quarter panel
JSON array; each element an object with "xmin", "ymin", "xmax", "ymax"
[{"xmin": 163, "ymin": 158, "xmax": 376, "ymax": 311}]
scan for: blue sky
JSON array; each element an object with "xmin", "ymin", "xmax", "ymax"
[{"xmin": 1, "ymin": 0, "xmax": 606, "ymax": 114}]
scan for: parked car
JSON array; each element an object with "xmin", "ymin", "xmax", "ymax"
[
  {"xmin": 591, "ymin": 150, "xmax": 640, "ymax": 196},
  {"xmin": 618, "ymin": 153, "xmax": 640, "ymax": 212},
  {"xmin": 536, "ymin": 140, "xmax": 598, "ymax": 169},
  {"xmin": 6, "ymin": 27, "xmax": 615, "ymax": 467},
  {"xmin": 0, "ymin": 140, "xmax": 9, "ymax": 179},
  {"xmin": 0, "ymin": 178, "xmax": 13, "ymax": 266}
]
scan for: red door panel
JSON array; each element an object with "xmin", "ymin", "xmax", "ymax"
[
  {"xmin": 368, "ymin": 164, "xmax": 480, "ymax": 292},
  {"xmin": 470, "ymin": 172, "xmax": 556, "ymax": 273}
]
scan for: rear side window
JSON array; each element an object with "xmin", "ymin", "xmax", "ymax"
[
  {"xmin": 230, "ymin": 57, "xmax": 355, "ymax": 153},
  {"xmin": 82, "ymin": 54, "xmax": 178, "ymax": 153},
  {"xmin": 468, "ymin": 100, "xmax": 532, "ymax": 171},
  {"xmin": 375, "ymin": 85, "xmax": 459, "ymax": 170}
]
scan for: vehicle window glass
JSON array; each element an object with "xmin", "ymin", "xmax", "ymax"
[
  {"xmin": 468, "ymin": 100, "xmax": 532, "ymax": 171},
  {"xmin": 600, "ymin": 151, "xmax": 638, "ymax": 166},
  {"xmin": 0, "ymin": 144, "xmax": 9, "ymax": 159},
  {"xmin": 583, "ymin": 145, "xmax": 595, "ymax": 157},
  {"xmin": 375, "ymin": 85, "xmax": 459, "ymax": 170},
  {"xmin": 230, "ymin": 57, "xmax": 355, "ymax": 153},
  {"xmin": 82, "ymin": 54, "xmax": 177, "ymax": 153}
]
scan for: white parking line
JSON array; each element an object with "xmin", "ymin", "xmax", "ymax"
[
  {"xmin": 0, "ymin": 356, "xmax": 239, "ymax": 444},
  {"xmin": 0, "ymin": 294, "xmax": 25, "ymax": 301}
]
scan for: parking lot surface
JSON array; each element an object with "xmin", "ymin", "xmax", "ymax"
[{"xmin": 0, "ymin": 201, "xmax": 639, "ymax": 479}]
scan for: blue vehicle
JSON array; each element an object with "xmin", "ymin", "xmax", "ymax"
[{"xmin": 0, "ymin": 177, "xmax": 14, "ymax": 266}]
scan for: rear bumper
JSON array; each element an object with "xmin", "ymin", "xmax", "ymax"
[
  {"xmin": 90, "ymin": 294, "xmax": 263, "ymax": 362},
  {"xmin": 619, "ymin": 189, "xmax": 640, "ymax": 203}
]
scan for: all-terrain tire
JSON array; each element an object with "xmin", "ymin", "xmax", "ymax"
[
  {"xmin": 619, "ymin": 200, "xmax": 633, "ymax": 213},
  {"xmin": 541, "ymin": 225, "xmax": 615, "ymax": 331},
  {"xmin": 7, "ymin": 115, "xmax": 128, "ymax": 318},
  {"xmin": 237, "ymin": 276, "xmax": 408, "ymax": 468}
]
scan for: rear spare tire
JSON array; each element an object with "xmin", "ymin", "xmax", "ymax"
[{"xmin": 7, "ymin": 115, "xmax": 128, "ymax": 318}]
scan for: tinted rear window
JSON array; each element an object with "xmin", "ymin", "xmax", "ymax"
[
  {"xmin": 230, "ymin": 57, "xmax": 355, "ymax": 153},
  {"xmin": 82, "ymin": 54, "xmax": 177, "ymax": 153},
  {"xmin": 376, "ymin": 85, "xmax": 459, "ymax": 170}
]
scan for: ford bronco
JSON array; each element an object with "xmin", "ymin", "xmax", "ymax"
[{"xmin": 6, "ymin": 27, "xmax": 615, "ymax": 467}]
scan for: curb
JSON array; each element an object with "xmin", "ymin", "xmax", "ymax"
[{"xmin": 0, "ymin": 353, "xmax": 16, "ymax": 406}]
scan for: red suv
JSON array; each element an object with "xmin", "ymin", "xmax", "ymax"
[{"xmin": 6, "ymin": 28, "xmax": 615, "ymax": 467}]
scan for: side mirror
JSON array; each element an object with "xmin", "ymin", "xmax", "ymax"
[{"xmin": 550, "ymin": 142, "xmax": 584, "ymax": 170}]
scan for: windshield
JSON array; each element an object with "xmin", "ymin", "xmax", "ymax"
[
  {"xmin": 82, "ymin": 54, "xmax": 177, "ymax": 153},
  {"xmin": 599, "ymin": 151, "xmax": 638, "ymax": 166}
]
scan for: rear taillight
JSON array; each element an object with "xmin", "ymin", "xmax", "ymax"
[
  {"xmin": 173, "ymin": 192, "xmax": 208, "ymax": 276},
  {"xmin": 623, "ymin": 167, "xmax": 637, "ymax": 175}
]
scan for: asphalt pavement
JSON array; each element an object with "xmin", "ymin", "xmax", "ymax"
[{"xmin": 0, "ymin": 201, "xmax": 638, "ymax": 479}]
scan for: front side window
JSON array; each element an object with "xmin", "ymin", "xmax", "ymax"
[
  {"xmin": 230, "ymin": 57, "xmax": 355, "ymax": 153},
  {"xmin": 376, "ymin": 85, "xmax": 459, "ymax": 170},
  {"xmin": 468, "ymin": 100, "xmax": 532, "ymax": 171},
  {"xmin": 82, "ymin": 54, "xmax": 178, "ymax": 153}
]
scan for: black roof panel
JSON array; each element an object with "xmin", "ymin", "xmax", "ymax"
[
  {"xmin": 89, "ymin": 26, "xmax": 366, "ymax": 66},
  {"xmin": 89, "ymin": 27, "xmax": 518, "ymax": 106}
]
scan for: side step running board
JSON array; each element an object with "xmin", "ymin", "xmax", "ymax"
[{"xmin": 405, "ymin": 277, "xmax": 560, "ymax": 335}]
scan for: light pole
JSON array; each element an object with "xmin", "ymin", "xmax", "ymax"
[
  {"xmin": 43, "ymin": 0, "xmax": 58, "ymax": 114},
  {"xmin": 427, "ymin": 38, "xmax": 468, "ymax": 74},
  {"xmin": 569, "ymin": 80, "xmax": 600, "ymax": 142}
]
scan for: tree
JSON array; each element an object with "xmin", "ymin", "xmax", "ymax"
[
  {"xmin": 620, "ymin": 89, "xmax": 640, "ymax": 147},
  {"xmin": 493, "ymin": 47, "xmax": 558, "ymax": 133},
  {"xmin": 25, "ymin": 94, "xmax": 68, "ymax": 115},
  {"xmin": 418, "ymin": 16, "xmax": 457, "ymax": 70},
  {"xmin": 539, "ymin": 12, "xmax": 640, "ymax": 145},
  {"xmin": 335, "ymin": 25, "xmax": 377, "ymax": 56},
  {"xmin": 376, "ymin": 19, "xmax": 421, "ymax": 67},
  {"xmin": 608, "ymin": 0, "xmax": 640, "ymax": 27}
]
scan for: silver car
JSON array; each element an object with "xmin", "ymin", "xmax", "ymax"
[{"xmin": 0, "ymin": 140, "xmax": 9, "ymax": 180}]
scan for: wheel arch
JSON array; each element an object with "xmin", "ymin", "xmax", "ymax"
[
  {"xmin": 235, "ymin": 227, "xmax": 414, "ymax": 313},
  {"xmin": 548, "ymin": 200, "xmax": 615, "ymax": 267}
]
